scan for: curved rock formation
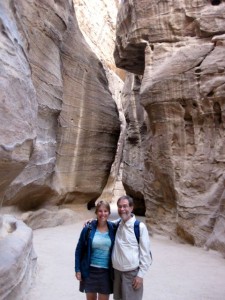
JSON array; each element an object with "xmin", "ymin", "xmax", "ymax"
[
  {"xmin": 74, "ymin": 0, "xmax": 126, "ymax": 204},
  {"xmin": 0, "ymin": 215, "xmax": 37, "ymax": 299},
  {"xmin": 0, "ymin": 0, "xmax": 120, "ymax": 210},
  {"xmin": 120, "ymin": 72, "xmax": 148, "ymax": 214},
  {"xmin": 115, "ymin": 0, "xmax": 225, "ymax": 256}
]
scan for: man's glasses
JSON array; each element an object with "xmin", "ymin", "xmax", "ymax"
[{"xmin": 118, "ymin": 205, "xmax": 130, "ymax": 209}]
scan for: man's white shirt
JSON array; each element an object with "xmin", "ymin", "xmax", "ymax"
[{"xmin": 112, "ymin": 215, "xmax": 151, "ymax": 278}]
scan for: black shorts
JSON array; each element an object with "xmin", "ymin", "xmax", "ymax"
[{"xmin": 80, "ymin": 266, "xmax": 113, "ymax": 294}]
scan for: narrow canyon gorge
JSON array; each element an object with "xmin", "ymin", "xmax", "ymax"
[{"xmin": 0, "ymin": 0, "xmax": 225, "ymax": 298}]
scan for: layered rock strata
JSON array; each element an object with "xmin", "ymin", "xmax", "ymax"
[
  {"xmin": 115, "ymin": 0, "xmax": 225, "ymax": 256},
  {"xmin": 74, "ymin": 0, "xmax": 126, "ymax": 203},
  {"xmin": 0, "ymin": 0, "xmax": 120, "ymax": 210}
]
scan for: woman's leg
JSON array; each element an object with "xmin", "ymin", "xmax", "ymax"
[
  {"xmin": 98, "ymin": 294, "xmax": 110, "ymax": 300},
  {"xmin": 86, "ymin": 293, "xmax": 97, "ymax": 300}
]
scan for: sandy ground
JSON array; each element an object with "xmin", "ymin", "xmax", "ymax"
[{"xmin": 25, "ymin": 206, "xmax": 225, "ymax": 300}]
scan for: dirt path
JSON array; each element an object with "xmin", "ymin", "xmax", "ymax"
[{"xmin": 26, "ymin": 211, "xmax": 225, "ymax": 300}]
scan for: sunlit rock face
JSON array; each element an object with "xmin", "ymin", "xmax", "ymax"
[
  {"xmin": 115, "ymin": 0, "xmax": 225, "ymax": 255},
  {"xmin": 0, "ymin": 0, "xmax": 120, "ymax": 210},
  {"xmin": 73, "ymin": 0, "xmax": 120, "ymax": 75}
]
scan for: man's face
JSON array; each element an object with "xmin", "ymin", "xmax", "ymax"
[{"xmin": 117, "ymin": 199, "xmax": 133, "ymax": 222}]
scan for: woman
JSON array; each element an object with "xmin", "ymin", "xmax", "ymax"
[{"xmin": 75, "ymin": 200, "xmax": 115, "ymax": 300}]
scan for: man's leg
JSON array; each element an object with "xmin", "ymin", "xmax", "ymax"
[
  {"xmin": 113, "ymin": 269, "xmax": 122, "ymax": 300},
  {"xmin": 121, "ymin": 269, "xmax": 143, "ymax": 300}
]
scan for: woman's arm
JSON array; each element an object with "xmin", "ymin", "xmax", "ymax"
[{"xmin": 74, "ymin": 227, "xmax": 86, "ymax": 274}]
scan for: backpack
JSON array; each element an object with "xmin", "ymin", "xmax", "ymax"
[
  {"xmin": 115, "ymin": 219, "xmax": 153, "ymax": 264},
  {"xmin": 84, "ymin": 223, "xmax": 92, "ymax": 247}
]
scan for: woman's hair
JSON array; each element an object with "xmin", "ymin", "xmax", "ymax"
[{"xmin": 95, "ymin": 200, "xmax": 111, "ymax": 214}]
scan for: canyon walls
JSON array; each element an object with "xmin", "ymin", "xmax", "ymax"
[
  {"xmin": 115, "ymin": 0, "xmax": 225, "ymax": 256},
  {"xmin": 1, "ymin": 0, "xmax": 225, "ymax": 260},
  {"xmin": 73, "ymin": 0, "xmax": 126, "ymax": 203},
  {"xmin": 0, "ymin": 0, "xmax": 120, "ymax": 210}
]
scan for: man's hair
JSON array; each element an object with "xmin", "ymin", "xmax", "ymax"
[
  {"xmin": 117, "ymin": 195, "xmax": 134, "ymax": 207},
  {"xmin": 95, "ymin": 200, "xmax": 111, "ymax": 214}
]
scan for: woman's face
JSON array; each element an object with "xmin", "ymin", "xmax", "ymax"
[{"xmin": 96, "ymin": 205, "xmax": 110, "ymax": 222}]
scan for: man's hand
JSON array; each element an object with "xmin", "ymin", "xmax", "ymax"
[
  {"xmin": 132, "ymin": 276, "xmax": 143, "ymax": 290},
  {"xmin": 75, "ymin": 272, "xmax": 82, "ymax": 281},
  {"xmin": 83, "ymin": 218, "xmax": 93, "ymax": 227}
]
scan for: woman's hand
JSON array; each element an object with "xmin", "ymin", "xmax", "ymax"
[{"xmin": 75, "ymin": 272, "xmax": 82, "ymax": 281}]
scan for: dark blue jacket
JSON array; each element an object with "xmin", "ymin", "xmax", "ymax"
[{"xmin": 75, "ymin": 220, "xmax": 116, "ymax": 279}]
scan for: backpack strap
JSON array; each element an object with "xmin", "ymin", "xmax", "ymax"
[
  {"xmin": 134, "ymin": 219, "xmax": 140, "ymax": 243},
  {"xmin": 84, "ymin": 223, "xmax": 92, "ymax": 247},
  {"xmin": 115, "ymin": 219, "xmax": 140, "ymax": 243},
  {"xmin": 134, "ymin": 219, "xmax": 153, "ymax": 265}
]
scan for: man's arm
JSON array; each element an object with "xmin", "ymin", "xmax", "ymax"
[
  {"xmin": 84, "ymin": 217, "xmax": 121, "ymax": 226},
  {"xmin": 137, "ymin": 222, "xmax": 151, "ymax": 278}
]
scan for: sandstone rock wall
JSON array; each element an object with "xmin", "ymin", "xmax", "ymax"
[
  {"xmin": 120, "ymin": 72, "xmax": 148, "ymax": 214},
  {"xmin": 0, "ymin": 215, "xmax": 37, "ymax": 300},
  {"xmin": 73, "ymin": 0, "xmax": 119, "ymax": 74},
  {"xmin": 0, "ymin": 0, "xmax": 120, "ymax": 210},
  {"xmin": 73, "ymin": 0, "xmax": 126, "ymax": 203},
  {"xmin": 115, "ymin": 0, "xmax": 225, "ymax": 256}
]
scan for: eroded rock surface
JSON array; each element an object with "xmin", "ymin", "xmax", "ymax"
[
  {"xmin": 73, "ymin": 0, "xmax": 120, "ymax": 74},
  {"xmin": 73, "ymin": 0, "xmax": 126, "ymax": 203},
  {"xmin": 120, "ymin": 73, "xmax": 148, "ymax": 214},
  {"xmin": 0, "ymin": 0, "xmax": 120, "ymax": 210},
  {"xmin": 0, "ymin": 215, "xmax": 37, "ymax": 300},
  {"xmin": 20, "ymin": 205, "xmax": 93, "ymax": 230},
  {"xmin": 115, "ymin": 0, "xmax": 225, "ymax": 256}
]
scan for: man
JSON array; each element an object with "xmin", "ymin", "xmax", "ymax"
[{"xmin": 112, "ymin": 195, "xmax": 151, "ymax": 300}]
